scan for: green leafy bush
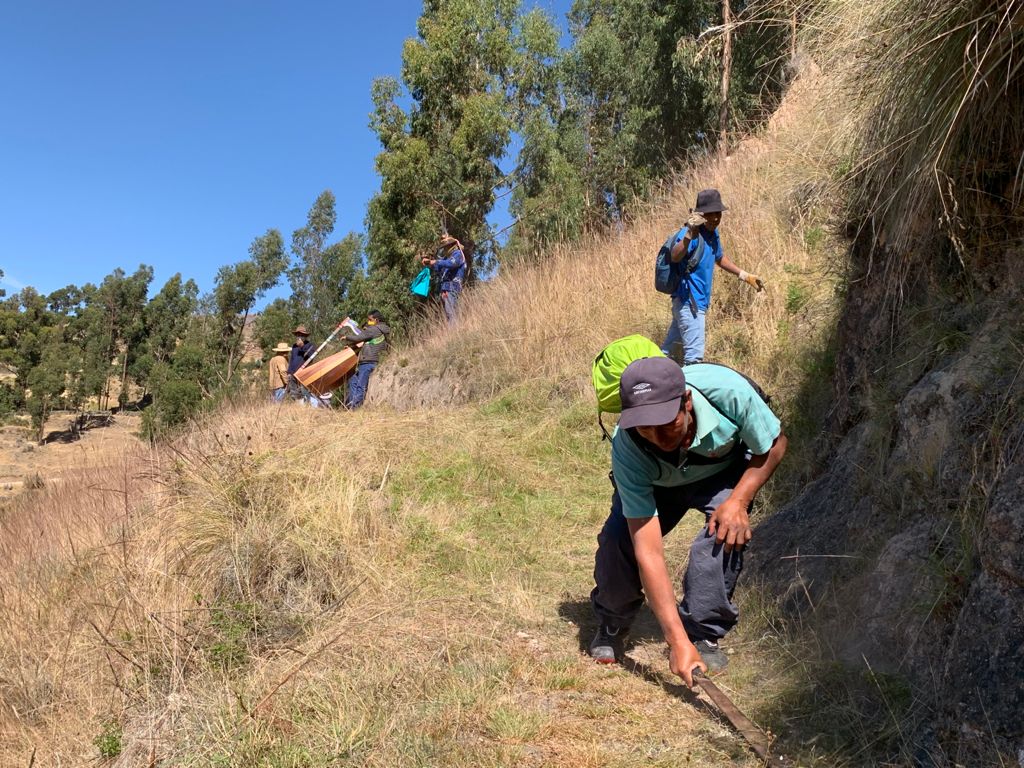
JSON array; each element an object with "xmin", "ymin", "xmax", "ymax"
[{"xmin": 93, "ymin": 719, "xmax": 122, "ymax": 759}]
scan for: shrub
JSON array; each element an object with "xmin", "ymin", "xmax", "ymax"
[
  {"xmin": 93, "ymin": 719, "xmax": 122, "ymax": 759},
  {"xmin": 0, "ymin": 382, "xmax": 21, "ymax": 420}
]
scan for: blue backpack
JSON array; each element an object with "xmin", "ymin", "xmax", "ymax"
[{"xmin": 654, "ymin": 230, "xmax": 706, "ymax": 294}]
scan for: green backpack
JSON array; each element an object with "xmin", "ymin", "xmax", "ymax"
[{"xmin": 592, "ymin": 335, "xmax": 666, "ymax": 437}]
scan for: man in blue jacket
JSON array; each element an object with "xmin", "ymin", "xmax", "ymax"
[
  {"xmin": 589, "ymin": 356, "xmax": 787, "ymax": 687},
  {"xmin": 662, "ymin": 189, "xmax": 764, "ymax": 364},
  {"xmin": 422, "ymin": 235, "xmax": 467, "ymax": 324}
]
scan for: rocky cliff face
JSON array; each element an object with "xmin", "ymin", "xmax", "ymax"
[{"xmin": 752, "ymin": 242, "xmax": 1024, "ymax": 764}]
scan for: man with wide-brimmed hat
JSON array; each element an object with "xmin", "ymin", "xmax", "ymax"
[
  {"xmin": 268, "ymin": 342, "xmax": 290, "ymax": 401},
  {"xmin": 588, "ymin": 354, "xmax": 787, "ymax": 687},
  {"xmin": 662, "ymin": 188, "xmax": 764, "ymax": 365},
  {"xmin": 421, "ymin": 235, "xmax": 467, "ymax": 324}
]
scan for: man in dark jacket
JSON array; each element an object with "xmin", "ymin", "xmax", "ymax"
[
  {"xmin": 342, "ymin": 310, "xmax": 390, "ymax": 409},
  {"xmin": 288, "ymin": 326, "xmax": 315, "ymax": 375},
  {"xmin": 287, "ymin": 325, "xmax": 316, "ymax": 399}
]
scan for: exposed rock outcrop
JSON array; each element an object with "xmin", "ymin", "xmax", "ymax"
[{"xmin": 752, "ymin": 272, "xmax": 1024, "ymax": 763}]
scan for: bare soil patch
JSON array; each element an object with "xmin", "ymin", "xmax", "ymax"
[{"xmin": 0, "ymin": 410, "xmax": 142, "ymax": 502}]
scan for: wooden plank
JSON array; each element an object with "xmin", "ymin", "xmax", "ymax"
[{"xmin": 294, "ymin": 348, "xmax": 359, "ymax": 395}]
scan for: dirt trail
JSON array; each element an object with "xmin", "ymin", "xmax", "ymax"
[{"xmin": 0, "ymin": 411, "xmax": 142, "ymax": 502}]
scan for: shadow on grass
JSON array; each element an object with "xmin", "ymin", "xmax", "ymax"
[
  {"xmin": 41, "ymin": 426, "xmax": 80, "ymax": 444},
  {"xmin": 618, "ymin": 655, "xmax": 734, "ymax": 730},
  {"xmin": 556, "ymin": 596, "xmax": 668, "ymax": 654},
  {"xmin": 560, "ymin": 597, "xmax": 919, "ymax": 766},
  {"xmin": 756, "ymin": 659, "xmax": 925, "ymax": 767},
  {"xmin": 558, "ymin": 596, "xmax": 780, "ymax": 763}
]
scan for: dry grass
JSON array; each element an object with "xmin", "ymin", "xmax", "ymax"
[
  {"xmin": 0, "ymin": 448, "xmax": 162, "ymax": 755},
  {"xmin": 0, "ymin": 402, "xmax": 409, "ymax": 761},
  {"xmin": 0, "ymin": 397, "xmax": 779, "ymax": 766}
]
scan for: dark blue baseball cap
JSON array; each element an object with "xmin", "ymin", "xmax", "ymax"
[{"xmin": 618, "ymin": 357, "xmax": 686, "ymax": 429}]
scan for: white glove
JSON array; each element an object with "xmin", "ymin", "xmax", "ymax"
[{"xmin": 685, "ymin": 212, "xmax": 706, "ymax": 235}]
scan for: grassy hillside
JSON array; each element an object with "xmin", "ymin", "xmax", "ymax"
[
  {"xmin": 0, "ymin": 402, "xmax": 837, "ymax": 767},
  {"xmin": 15, "ymin": 0, "xmax": 1024, "ymax": 756},
  {"xmin": 0, "ymin": 67, "xmax": 863, "ymax": 766}
]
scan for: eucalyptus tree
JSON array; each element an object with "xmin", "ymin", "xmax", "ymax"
[
  {"xmin": 253, "ymin": 298, "xmax": 295, "ymax": 359},
  {"xmin": 130, "ymin": 273, "xmax": 199, "ymax": 394},
  {"xmin": 74, "ymin": 265, "xmax": 153, "ymax": 409},
  {"xmin": 364, "ymin": 0, "xmax": 526, "ymax": 323},
  {"xmin": 46, "ymin": 284, "xmax": 85, "ymax": 316},
  {"xmin": 287, "ymin": 191, "xmax": 360, "ymax": 340},
  {"xmin": 212, "ymin": 229, "xmax": 288, "ymax": 382},
  {"xmin": 505, "ymin": 7, "xmax": 591, "ymax": 259},
  {"xmin": 26, "ymin": 337, "xmax": 82, "ymax": 441},
  {"xmin": 561, "ymin": 0, "xmax": 788, "ymax": 222},
  {"xmin": 146, "ymin": 274, "xmax": 199, "ymax": 366},
  {"xmin": 0, "ymin": 287, "xmax": 52, "ymax": 391}
]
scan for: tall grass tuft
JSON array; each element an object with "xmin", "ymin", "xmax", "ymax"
[
  {"xmin": 0, "ymin": 405, "xmax": 404, "ymax": 762},
  {"xmin": 799, "ymin": 0, "xmax": 1024, "ymax": 269}
]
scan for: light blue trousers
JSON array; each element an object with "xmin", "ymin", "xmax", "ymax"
[
  {"xmin": 442, "ymin": 290, "xmax": 460, "ymax": 324},
  {"xmin": 661, "ymin": 297, "xmax": 706, "ymax": 364}
]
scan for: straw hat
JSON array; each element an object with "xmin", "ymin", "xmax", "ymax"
[
  {"xmin": 293, "ymin": 325, "xmax": 310, "ymax": 336},
  {"xmin": 272, "ymin": 342, "xmax": 290, "ymax": 353}
]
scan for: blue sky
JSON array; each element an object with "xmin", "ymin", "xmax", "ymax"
[{"xmin": 0, "ymin": 0, "xmax": 571, "ymax": 303}]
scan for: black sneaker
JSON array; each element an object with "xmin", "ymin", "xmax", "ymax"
[
  {"xmin": 693, "ymin": 639, "xmax": 729, "ymax": 672},
  {"xmin": 588, "ymin": 624, "xmax": 629, "ymax": 664}
]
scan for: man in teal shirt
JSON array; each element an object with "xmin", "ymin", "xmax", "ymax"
[{"xmin": 589, "ymin": 356, "xmax": 787, "ymax": 687}]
